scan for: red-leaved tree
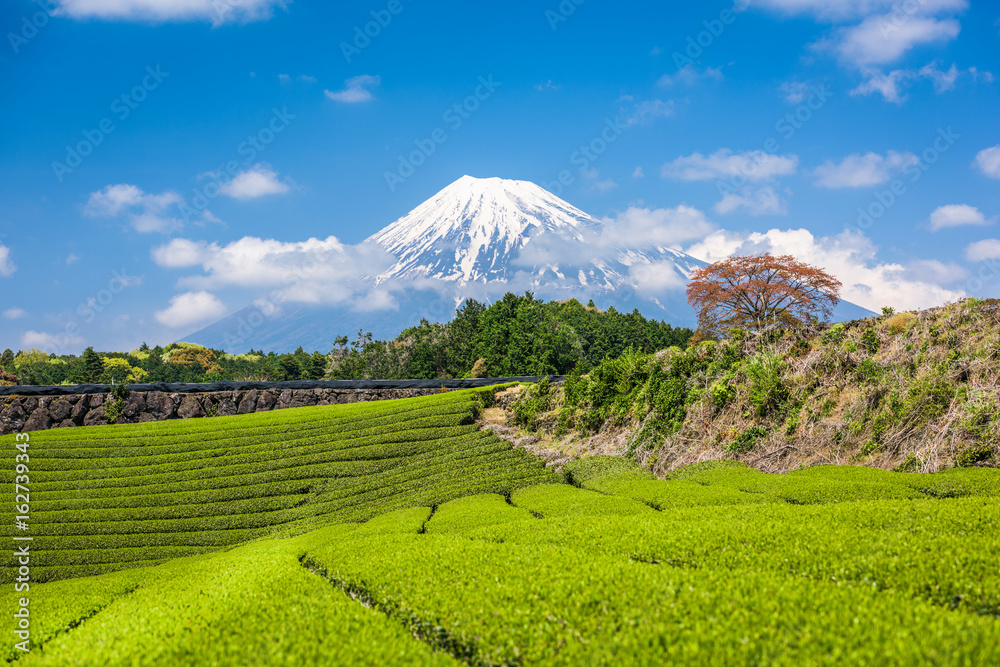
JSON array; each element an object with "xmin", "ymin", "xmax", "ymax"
[{"xmin": 686, "ymin": 253, "xmax": 842, "ymax": 338}]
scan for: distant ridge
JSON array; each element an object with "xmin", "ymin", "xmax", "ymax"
[{"xmin": 184, "ymin": 176, "xmax": 874, "ymax": 352}]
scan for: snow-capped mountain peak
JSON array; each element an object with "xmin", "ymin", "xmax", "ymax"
[{"xmin": 367, "ymin": 175, "xmax": 602, "ymax": 284}]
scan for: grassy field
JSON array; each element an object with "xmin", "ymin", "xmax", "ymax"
[{"xmin": 2, "ymin": 389, "xmax": 998, "ymax": 665}]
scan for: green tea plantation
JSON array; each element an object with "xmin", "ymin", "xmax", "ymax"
[{"xmin": 2, "ymin": 388, "xmax": 998, "ymax": 665}]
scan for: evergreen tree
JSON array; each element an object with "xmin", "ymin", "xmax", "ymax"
[{"xmin": 79, "ymin": 347, "xmax": 105, "ymax": 384}]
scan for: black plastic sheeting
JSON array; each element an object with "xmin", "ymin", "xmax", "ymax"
[{"xmin": 0, "ymin": 377, "xmax": 563, "ymax": 397}]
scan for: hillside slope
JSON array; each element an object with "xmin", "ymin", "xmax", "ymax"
[
  {"xmin": 4, "ymin": 457, "xmax": 998, "ymax": 665},
  {"xmin": 1, "ymin": 388, "xmax": 555, "ymax": 583},
  {"xmin": 503, "ymin": 298, "xmax": 1000, "ymax": 474}
]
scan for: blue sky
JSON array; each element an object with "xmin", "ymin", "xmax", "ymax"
[{"xmin": 1, "ymin": 0, "xmax": 998, "ymax": 354}]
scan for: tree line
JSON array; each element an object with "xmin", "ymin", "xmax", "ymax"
[{"xmin": 0, "ymin": 293, "xmax": 693, "ymax": 386}]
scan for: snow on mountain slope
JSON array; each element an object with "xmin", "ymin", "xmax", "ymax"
[
  {"xmin": 368, "ymin": 175, "xmax": 705, "ymax": 293},
  {"xmin": 368, "ymin": 175, "xmax": 603, "ymax": 284},
  {"xmin": 182, "ymin": 176, "xmax": 872, "ymax": 352}
]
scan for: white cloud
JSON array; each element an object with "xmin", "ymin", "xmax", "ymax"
[
  {"xmin": 325, "ymin": 75, "xmax": 381, "ymax": 103},
  {"xmin": 715, "ymin": 185, "xmax": 788, "ymax": 216},
  {"xmin": 829, "ymin": 15, "xmax": 960, "ymax": 67},
  {"xmin": 632, "ymin": 166, "xmax": 645, "ymax": 179},
  {"xmin": 746, "ymin": 0, "xmax": 967, "ymax": 22},
  {"xmin": 661, "ymin": 149, "xmax": 798, "ymax": 182},
  {"xmin": 779, "ymin": 80, "xmax": 813, "ymax": 103},
  {"xmin": 851, "ymin": 63, "xmax": 990, "ymax": 102},
  {"xmin": 154, "ymin": 291, "xmax": 228, "ymax": 328},
  {"xmin": 661, "ymin": 150, "xmax": 797, "ymax": 215},
  {"xmin": 513, "ymin": 205, "xmax": 716, "ymax": 273},
  {"xmin": 965, "ymin": 239, "xmax": 1000, "ymax": 262},
  {"xmin": 600, "ymin": 206, "xmax": 716, "ymax": 247},
  {"xmin": 534, "ymin": 80, "xmax": 561, "ymax": 91},
  {"xmin": 928, "ymin": 204, "xmax": 994, "ymax": 231},
  {"xmin": 658, "ymin": 64, "xmax": 723, "ymax": 86},
  {"xmin": 21, "ymin": 330, "xmax": 84, "ymax": 351},
  {"xmin": 84, "ymin": 184, "xmax": 185, "ymax": 233},
  {"xmin": 903, "ymin": 258, "xmax": 968, "ymax": 283},
  {"xmin": 3, "ymin": 308, "xmax": 27, "ymax": 320},
  {"xmin": 52, "ymin": 0, "xmax": 287, "ymax": 25},
  {"xmin": 624, "ymin": 99, "xmax": 674, "ymax": 126},
  {"xmin": 686, "ymin": 227, "xmax": 965, "ymax": 312},
  {"xmin": 0, "ymin": 243, "xmax": 14, "ymax": 277},
  {"xmin": 218, "ymin": 165, "xmax": 291, "ymax": 200},
  {"xmin": 813, "ymin": 150, "xmax": 918, "ymax": 187},
  {"xmin": 918, "ymin": 61, "xmax": 959, "ymax": 91},
  {"xmin": 66, "ymin": 253, "xmax": 81, "ymax": 266},
  {"xmin": 850, "ymin": 68, "xmax": 912, "ymax": 102},
  {"xmin": 590, "ymin": 179, "xmax": 619, "ymax": 193},
  {"xmin": 151, "ymin": 235, "xmax": 396, "ymax": 306},
  {"xmin": 629, "ymin": 262, "xmax": 689, "ymax": 294},
  {"xmin": 975, "ymin": 145, "xmax": 1000, "ymax": 179}
]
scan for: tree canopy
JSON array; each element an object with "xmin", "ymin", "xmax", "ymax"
[{"xmin": 686, "ymin": 253, "xmax": 842, "ymax": 338}]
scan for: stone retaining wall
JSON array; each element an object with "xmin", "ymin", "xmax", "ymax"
[{"xmin": 0, "ymin": 387, "xmax": 442, "ymax": 435}]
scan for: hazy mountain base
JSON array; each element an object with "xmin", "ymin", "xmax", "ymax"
[{"xmin": 501, "ymin": 299, "xmax": 1000, "ymax": 475}]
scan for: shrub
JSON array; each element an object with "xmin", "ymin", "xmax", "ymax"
[
  {"xmin": 469, "ymin": 358, "xmax": 488, "ymax": 378},
  {"xmin": 726, "ymin": 426, "xmax": 768, "ymax": 454},
  {"xmin": 954, "ymin": 445, "xmax": 995, "ymax": 468},
  {"xmin": 885, "ymin": 312, "xmax": 917, "ymax": 334},
  {"xmin": 743, "ymin": 353, "xmax": 789, "ymax": 418}
]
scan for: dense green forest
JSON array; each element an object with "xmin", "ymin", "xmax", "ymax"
[{"xmin": 0, "ymin": 293, "xmax": 692, "ymax": 386}]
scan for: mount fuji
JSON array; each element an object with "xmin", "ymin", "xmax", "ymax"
[{"xmin": 183, "ymin": 176, "xmax": 872, "ymax": 352}]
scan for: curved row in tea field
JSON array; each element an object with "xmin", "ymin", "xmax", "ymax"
[{"xmin": 3, "ymin": 391, "xmax": 998, "ymax": 665}]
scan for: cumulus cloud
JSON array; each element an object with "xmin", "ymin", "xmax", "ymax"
[
  {"xmin": 624, "ymin": 99, "xmax": 674, "ymax": 126},
  {"xmin": 0, "ymin": 243, "xmax": 14, "ymax": 277},
  {"xmin": 662, "ymin": 150, "xmax": 797, "ymax": 216},
  {"xmin": 21, "ymin": 330, "xmax": 84, "ymax": 351},
  {"xmin": 779, "ymin": 80, "xmax": 813, "ymax": 103},
  {"xmin": 685, "ymin": 227, "xmax": 965, "ymax": 311},
  {"xmin": 813, "ymin": 151, "xmax": 918, "ymax": 187},
  {"xmin": 513, "ymin": 205, "xmax": 716, "ymax": 274},
  {"xmin": 750, "ymin": 0, "xmax": 977, "ymax": 105},
  {"xmin": 325, "ymin": 75, "xmax": 381, "ymax": 103},
  {"xmin": 975, "ymin": 145, "xmax": 1000, "ymax": 179},
  {"xmin": 827, "ymin": 15, "xmax": 960, "ymax": 67},
  {"xmin": 3, "ymin": 307, "xmax": 27, "ymax": 320},
  {"xmin": 658, "ymin": 64, "xmax": 723, "ymax": 86},
  {"xmin": 155, "ymin": 291, "xmax": 228, "ymax": 328},
  {"xmin": 662, "ymin": 149, "xmax": 798, "ymax": 182},
  {"xmin": 218, "ymin": 165, "xmax": 291, "ymax": 200},
  {"xmin": 84, "ymin": 184, "xmax": 195, "ymax": 233},
  {"xmin": 715, "ymin": 185, "xmax": 788, "ymax": 216},
  {"xmin": 52, "ymin": 0, "xmax": 286, "ymax": 25},
  {"xmin": 965, "ymin": 239, "xmax": 1000, "ymax": 262},
  {"xmin": 600, "ymin": 206, "xmax": 716, "ymax": 247},
  {"xmin": 745, "ymin": 0, "xmax": 967, "ymax": 22},
  {"xmin": 51, "ymin": 0, "xmax": 283, "ymax": 25},
  {"xmin": 902, "ymin": 259, "xmax": 968, "ymax": 284},
  {"xmin": 850, "ymin": 62, "xmax": 990, "ymax": 103},
  {"xmin": 928, "ymin": 204, "xmax": 994, "ymax": 231},
  {"xmin": 151, "ymin": 235, "xmax": 396, "ymax": 306}
]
